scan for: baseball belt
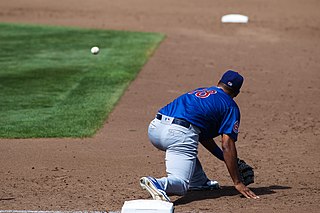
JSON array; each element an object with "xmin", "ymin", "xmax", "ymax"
[{"xmin": 156, "ymin": 113, "xmax": 191, "ymax": 128}]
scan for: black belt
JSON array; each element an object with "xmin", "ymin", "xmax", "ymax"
[{"xmin": 156, "ymin": 114, "xmax": 191, "ymax": 128}]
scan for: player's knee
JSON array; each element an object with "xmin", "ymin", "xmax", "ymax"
[
  {"xmin": 166, "ymin": 176, "xmax": 190, "ymax": 195},
  {"xmin": 175, "ymin": 180, "xmax": 189, "ymax": 196}
]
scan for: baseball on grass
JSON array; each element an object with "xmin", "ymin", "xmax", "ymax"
[{"xmin": 91, "ymin": 46, "xmax": 100, "ymax": 55}]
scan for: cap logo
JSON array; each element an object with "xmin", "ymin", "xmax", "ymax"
[{"xmin": 227, "ymin": 81, "xmax": 233, "ymax": 87}]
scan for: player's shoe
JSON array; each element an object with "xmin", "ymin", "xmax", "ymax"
[
  {"xmin": 140, "ymin": 176, "xmax": 170, "ymax": 202},
  {"xmin": 188, "ymin": 179, "xmax": 221, "ymax": 191}
]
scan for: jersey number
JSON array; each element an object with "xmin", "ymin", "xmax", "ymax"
[{"xmin": 188, "ymin": 88, "xmax": 217, "ymax": 98}]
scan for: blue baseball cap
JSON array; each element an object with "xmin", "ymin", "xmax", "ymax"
[{"xmin": 219, "ymin": 70, "xmax": 244, "ymax": 95}]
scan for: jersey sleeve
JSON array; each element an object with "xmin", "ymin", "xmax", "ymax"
[{"xmin": 218, "ymin": 106, "xmax": 240, "ymax": 141}]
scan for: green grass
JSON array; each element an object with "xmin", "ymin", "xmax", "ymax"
[{"xmin": 0, "ymin": 23, "xmax": 165, "ymax": 138}]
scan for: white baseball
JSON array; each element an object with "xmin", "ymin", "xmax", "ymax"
[{"xmin": 91, "ymin": 46, "xmax": 100, "ymax": 55}]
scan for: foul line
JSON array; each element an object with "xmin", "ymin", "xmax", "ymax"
[{"xmin": 0, "ymin": 211, "xmax": 120, "ymax": 213}]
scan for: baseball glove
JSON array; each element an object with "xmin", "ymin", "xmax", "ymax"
[{"xmin": 237, "ymin": 158, "xmax": 254, "ymax": 186}]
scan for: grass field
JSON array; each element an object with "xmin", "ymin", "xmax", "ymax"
[{"xmin": 0, "ymin": 23, "xmax": 164, "ymax": 138}]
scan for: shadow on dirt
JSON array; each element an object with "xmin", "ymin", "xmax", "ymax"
[
  {"xmin": 0, "ymin": 197, "xmax": 15, "ymax": 201},
  {"xmin": 174, "ymin": 185, "xmax": 291, "ymax": 206}
]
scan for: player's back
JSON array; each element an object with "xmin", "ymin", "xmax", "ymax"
[{"xmin": 159, "ymin": 86, "xmax": 240, "ymax": 139}]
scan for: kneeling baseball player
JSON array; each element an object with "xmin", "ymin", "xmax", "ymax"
[{"xmin": 140, "ymin": 70, "xmax": 258, "ymax": 202}]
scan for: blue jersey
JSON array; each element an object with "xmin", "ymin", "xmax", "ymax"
[{"xmin": 159, "ymin": 86, "xmax": 240, "ymax": 141}]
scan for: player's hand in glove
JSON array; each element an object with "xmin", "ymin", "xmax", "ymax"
[{"xmin": 237, "ymin": 158, "xmax": 254, "ymax": 186}]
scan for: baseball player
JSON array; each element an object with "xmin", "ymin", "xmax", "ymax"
[{"xmin": 140, "ymin": 70, "xmax": 258, "ymax": 202}]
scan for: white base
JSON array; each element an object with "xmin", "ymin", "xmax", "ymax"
[
  {"xmin": 221, "ymin": 14, "xmax": 249, "ymax": 23},
  {"xmin": 121, "ymin": 200, "xmax": 174, "ymax": 213}
]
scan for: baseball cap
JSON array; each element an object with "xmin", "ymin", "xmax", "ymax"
[{"xmin": 219, "ymin": 70, "xmax": 244, "ymax": 95}]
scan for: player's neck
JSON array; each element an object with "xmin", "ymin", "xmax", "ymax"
[{"xmin": 217, "ymin": 86, "xmax": 235, "ymax": 98}]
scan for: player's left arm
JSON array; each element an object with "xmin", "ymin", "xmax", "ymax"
[{"xmin": 200, "ymin": 138, "xmax": 224, "ymax": 161}]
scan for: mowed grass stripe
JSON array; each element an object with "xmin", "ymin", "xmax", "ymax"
[{"xmin": 0, "ymin": 23, "xmax": 164, "ymax": 138}]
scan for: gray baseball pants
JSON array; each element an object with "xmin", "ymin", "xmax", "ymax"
[{"xmin": 148, "ymin": 115, "xmax": 209, "ymax": 195}]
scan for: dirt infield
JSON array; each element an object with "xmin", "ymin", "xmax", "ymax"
[{"xmin": 0, "ymin": 0, "xmax": 319, "ymax": 212}]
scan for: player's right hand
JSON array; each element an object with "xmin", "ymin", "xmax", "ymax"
[{"xmin": 234, "ymin": 182, "xmax": 259, "ymax": 199}]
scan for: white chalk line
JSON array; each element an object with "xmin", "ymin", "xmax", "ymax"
[{"xmin": 0, "ymin": 211, "xmax": 120, "ymax": 213}]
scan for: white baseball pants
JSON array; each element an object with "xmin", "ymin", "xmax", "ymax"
[{"xmin": 148, "ymin": 116, "xmax": 209, "ymax": 195}]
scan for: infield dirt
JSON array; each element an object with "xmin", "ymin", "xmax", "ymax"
[{"xmin": 0, "ymin": 0, "xmax": 319, "ymax": 212}]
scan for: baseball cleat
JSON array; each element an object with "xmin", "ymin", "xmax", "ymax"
[
  {"xmin": 140, "ymin": 176, "xmax": 170, "ymax": 202},
  {"xmin": 189, "ymin": 179, "xmax": 221, "ymax": 191}
]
